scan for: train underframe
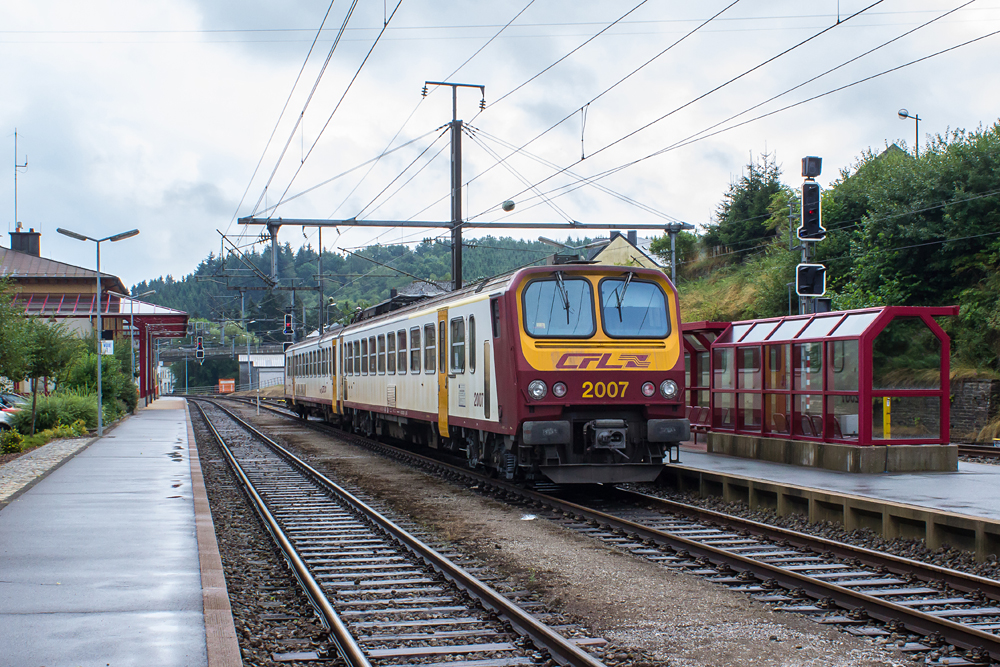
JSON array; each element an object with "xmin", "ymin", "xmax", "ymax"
[{"xmin": 292, "ymin": 400, "xmax": 684, "ymax": 485}]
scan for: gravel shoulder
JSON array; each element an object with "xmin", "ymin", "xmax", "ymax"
[{"xmin": 238, "ymin": 408, "xmax": 907, "ymax": 667}]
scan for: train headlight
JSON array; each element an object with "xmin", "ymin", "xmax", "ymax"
[
  {"xmin": 641, "ymin": 382, "xmax": 656, "ymax": 398},
  {"xmin": 659, "ymin": 379, "xmax": 679, "ymax": 399},
  {"xmin": 552, "ymin": 382, "xmax": 568, "ymax": 398},
  {"xmin": 528, "ymin": 380, "xmax": 548, "ymax": 400}
]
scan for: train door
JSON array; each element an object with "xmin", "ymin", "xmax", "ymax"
[
  {"xmin": 331, "ymin": 339, "xmax": 339, "ymax": 414},
  {"xmin": 437, "ymin": 308, "xmax": 448, "ymax": 437}
]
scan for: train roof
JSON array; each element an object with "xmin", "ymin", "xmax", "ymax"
[{"xmin": 284, "ymin": 263, "xmax": 669, "ymax": 352}]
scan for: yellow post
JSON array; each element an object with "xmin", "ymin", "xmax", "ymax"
[{"xmin": 882, "ymin": 397, "xmax": 891, "ymax": 440}]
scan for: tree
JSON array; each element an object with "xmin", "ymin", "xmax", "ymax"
[
  {"xmin": 0, "ymin": 278, "xmax": 30, "ymax": 383},
  {"xmin": 24, "ymin": 319, "xmax": 79, "ymax": 435},
  {"xmin": 649, "ymin": 231, "xmax": 698, "ymax": 278},
  {"xmin": 702, "ymin": 152, "xmax": 784, "ymax": 257}
]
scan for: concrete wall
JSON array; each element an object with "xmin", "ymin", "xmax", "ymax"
[
  {"xmin": 707, "ymin": 431, "xmax": 957, "ymax": 473},
  {"xmin": 950, "ymin": 379, "xmax": 1000, "ymax": 441}
]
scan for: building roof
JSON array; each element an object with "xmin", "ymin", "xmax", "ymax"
[
  {"xmin": 0, "ymin": 246, "xmax": 127, "ymax": 293},
  {"xmin": 587, "ymin": 234, "xmax": 666, "ymax": 270}
]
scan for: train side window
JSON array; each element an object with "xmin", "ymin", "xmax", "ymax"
[
  {"xmin": 361, "ymin": 339, "xmax": 369, "ymax": 374},
  {"xmin": 490, "ymin": 298, "xmax": 500, "ymax": 338},
  {"xmin": 344, "ymin": 344, "xmax": 351, "ymax": 375},
  {"xmin": 469, "ymin": 316, "xmax": 476, "ymax": 374},
  {"xmin": 377, "ymin": 334, "xmax": 386, "ymax": 375},
  {"xmin": 397, "ymin": 330, "xmax": 407, "ymax": 375},
  {"xmin": 354, "ymin": 340, "xmax": 361, "ymax": 375},
  {"xmin": 410, "ymin": 327, "xmax": 421, "ymax": 373},
  {"xmin": 438, "ymin": 321, "xmax": 446, "ymax": 374},
  {"xmin": 450, "ymin": 317, "xmax": 465, "ymax": 374},
  {"xmin": 387, "ymin": 333, "xmax": 396, "ymax": 374},
  {"xmin": 424, "ymin": 323, "xmax": 436, "ymax": 374},
  {"xmin": 368, "ymin": 336, "xmax": 376, "ymax": 376},
  {"xmin": 308, "ymin": 351, "xmax": 313, "ymax": 377}
]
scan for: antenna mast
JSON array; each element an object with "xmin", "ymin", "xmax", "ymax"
[{"xmin": 13, "ymin": 129, "xmax": 27, "ymax": 231}]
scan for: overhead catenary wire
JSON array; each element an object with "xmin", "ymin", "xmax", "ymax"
[
  {"xmin": 466, "ymin": 0, "xmax": 887, "ymax": 223},
  {"xmin": 269, "ymin": 0, "xmax": 406, "ymax": 219},
  {"xmin": 251, "ymin": 0, "xmax": 362, "ymax": 219},
  {"xmin": 506, "ymin": 19, "xmax": 1000, "ymax": 217}
]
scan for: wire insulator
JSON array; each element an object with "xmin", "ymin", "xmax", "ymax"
[{"xmin": 421, "ymin": 85, "xmax": 428, "ymax": 97}]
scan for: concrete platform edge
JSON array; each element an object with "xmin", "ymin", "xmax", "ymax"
[
  {"xmin": 666, "ymin": 463, "xmax": 1000, "ymax": 561},
  {"xmin": 186, "ymin": 399, "xmax": 242, "ymax": 666}
]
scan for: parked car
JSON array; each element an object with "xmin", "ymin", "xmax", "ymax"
[
  {"xmin": 0, "ymin": 393, "xmax": 27, "ymax": 408},
  {"xmin": 0, "ymin": 411, "xmax": 12, "ymax": 430}
]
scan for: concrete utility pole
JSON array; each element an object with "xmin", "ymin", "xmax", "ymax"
[
  {"xmin": 424, "ymin": 80, "xmax": 484, "ymax": 291},
  {"xmin": 663, "ymin": 222, "xmax": 695, "ymax": 284}
]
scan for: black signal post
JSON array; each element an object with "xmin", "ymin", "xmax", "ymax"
[{"xmin": 796, "ymin": 156, "xmax": 826, "ymax": 312}]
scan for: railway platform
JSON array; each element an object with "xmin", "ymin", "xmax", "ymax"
[
  {"xmin": 0, "ymin": 397, "xmax": 239, "ymax": 667},
  {"xmin": 672, "ymin": 444, "xmax": 1000, "ymax": 559}
]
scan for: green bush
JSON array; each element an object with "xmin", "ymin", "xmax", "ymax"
[
  {"xmin": 1, "ymin": 429, "xmax": 23, "ymax": 454},
  {"xmin": 10, "ymin": 391, "xmax": 99, "ymax": 434}
]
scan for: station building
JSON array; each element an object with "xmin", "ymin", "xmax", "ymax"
[{"xmin": 1, "ymin": 229, "xmax": 188, "ymax": 406}]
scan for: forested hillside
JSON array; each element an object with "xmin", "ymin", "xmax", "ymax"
[{"xmin": 677, "ymin": 122, "xmax": 1000, "ymax": 374}]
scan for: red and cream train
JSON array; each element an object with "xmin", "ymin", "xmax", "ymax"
[{"xmin": 283, "ymin": 264, "xmax": 689, "ymax": 484}]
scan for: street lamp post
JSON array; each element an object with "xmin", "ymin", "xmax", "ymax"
[
  {"xmin": 56, "ymin": 227, "xmax": 139, "ymax": 436},
  {"xmin": 898, "ymin": 109, "xmax": 921, "ymax": 157},
  {"xmin": 663, "ymin": 222, "xmax": 695, "ymax": 284}
]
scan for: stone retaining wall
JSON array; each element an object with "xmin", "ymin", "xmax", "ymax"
[{"xmin": 950, "ymin": 379, "xmax": 1000, "ymax": 442}]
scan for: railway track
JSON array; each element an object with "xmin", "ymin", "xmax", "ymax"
[
  {"xmin": 192, "ymin": 398, "xmax": 606, "ymax": 667},
  {"xmin": 959, "ymin": 444, "xmax": 1000, "ymax": 460},
  {"xmin": 218, "ymin": 396, "xmax": 1000, "ymax": 664}
]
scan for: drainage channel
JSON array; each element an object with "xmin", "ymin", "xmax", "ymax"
[
  {"xmin": 221, "ymin": 398, "xmax": 1000, "ymax": 666},
  {"xmin": 193, "ymin": 399, "xmax": 606, "ymax": 667}
]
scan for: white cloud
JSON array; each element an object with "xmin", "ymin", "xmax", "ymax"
[{"xmin": 1, "ymin": 0, "xmax": 998, "ymax": 286}]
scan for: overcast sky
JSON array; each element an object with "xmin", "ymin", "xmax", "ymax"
[{"xmin": 2, "ymin": 0, "xmax": 998, "ymax": 289}]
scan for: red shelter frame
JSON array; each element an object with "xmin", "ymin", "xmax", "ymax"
[{"xmin": 704, "ymin": 306, "xmax": 957, "ymax": 446}]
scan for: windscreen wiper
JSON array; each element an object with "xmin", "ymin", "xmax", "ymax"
[
  {"xmin": 615, "ymin": 272, "xmax": 634, "ymax": 322},
  {"xmin": 554, "ymin": 271, "xmax": 571, "ymax": 324}
]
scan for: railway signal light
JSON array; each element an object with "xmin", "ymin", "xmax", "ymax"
[
  {"xmin": 798, "ymin": 182, "xmax": 825, "ymax": 241},
  {"xmin": 284, "ymin": 313, "xmax": 293, "ymax": 335},
  {"xmin": 796, "ymin": 263, "xmax": 827, "ymax": 297},
  {"xmin": 196, "ymin": 335, "xmax": 204, "ymax": 360},
  {"xmin": 801, "ymin": 156, "xmax": 822, "ymax": 178}
]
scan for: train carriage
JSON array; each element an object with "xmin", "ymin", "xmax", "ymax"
[{"xmin": 284, "ymin": 264, "xmax": 689, "ymax": 484}]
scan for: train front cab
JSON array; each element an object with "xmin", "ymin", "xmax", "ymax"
[{"xmin": 510, "ymin": 266, "xmax": 689, "ymax": 484}]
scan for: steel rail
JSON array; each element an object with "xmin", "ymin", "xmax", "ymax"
[
  {"xmin": 607, "ymin": 487, "xmax": 1000, "ymax": 602},
  {"xmin": 192, "ymin": 401, "xmax": 372, "ymax": 667},
  {"xmin": 203, "ymin": 398, "xmax": 607, "ymax": 667},
  {"xmin": 959, "ymin": 444, "xmax": 1000, "ymax": 459},
  {"xmin": 225, "ymin": 397, "xmax": 1000, "ymax": 659}
]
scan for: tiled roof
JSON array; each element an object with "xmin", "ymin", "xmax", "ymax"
[{"xmin": 0, "ymin": 246, "xmax": 126, "ymax": 292}]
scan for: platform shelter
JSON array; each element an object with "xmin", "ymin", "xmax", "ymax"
[{"xmin": 704, "ymin": 306, "xmax": 958, "ymax": 447}]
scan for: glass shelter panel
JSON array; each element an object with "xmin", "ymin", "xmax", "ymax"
[
  {"xmin": 799, "ymin": 315, "xmax": 843, "ymax": 340},
  {"xmin": 741, "ymin": 321, "xmax": 778, "ymax": 343},
  {"xmin": 737, "ymin": 347, "xmax": 761, "ymax": 390},
  {"xmin": 770, "ymin": 318, "xmax": 808, "ymax": 341},
  {"xmin": 765, "ymin": 394, "xmax": 792, "ymax": 435},
  {"xmin": 827, "ymin": 340, "xmax": 859, "ymax": 392},
  {"xmin": 793, "ymin": 343, "xmax": 823, "ymax": 392},
  {"xmin": 738, "ymin": 393, "xmax": 762, "ymax": 430},
  {"xmin": 832, "ymin": 311, "xmax": 879, "ymax": 337},
  {"xmin": 713, "ymin": 348, "xmax": 734, "ymax": 389},
  {"xmin": 714, "ymin": 393, "xmax": 735, "ymax": 429},
  {"xmin": 872, "ymin": 396, "xmax": 940, "ymax": 440},
  {"xmin": 793, "ymin": 394, "xmax": 824, "ymax": 438},
  {"xmin": 765, "ymin": 344, "xmax": 790, "ymax": 390},
  {"xmin": 872, "ymin": 317, "xmax": 941, "ymax": 390},
  {"xmin": 827, "ymin": 395, "xmax": 859, "ymax": 439}
]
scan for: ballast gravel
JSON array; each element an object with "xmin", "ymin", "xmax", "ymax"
[{"xmin": 236, "ymin": 408, "xmax": 907, "ymax": 667}]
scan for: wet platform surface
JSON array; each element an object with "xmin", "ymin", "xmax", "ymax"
[
  {"xmin": 0, "ymin": 398, "xmax": 208, "ymax": 667},
  {"xmin": 676, "ymin": 447, "xmax": 1000, "ymax": 522}
]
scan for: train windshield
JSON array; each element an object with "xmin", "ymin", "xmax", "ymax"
[
  {"xmin": 599, "ymin": 276, "xmax": 670, "ymax": 338},
  {"xmin": 522, "ymin": 275, "xmax": 595, "ymax": 337}
]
